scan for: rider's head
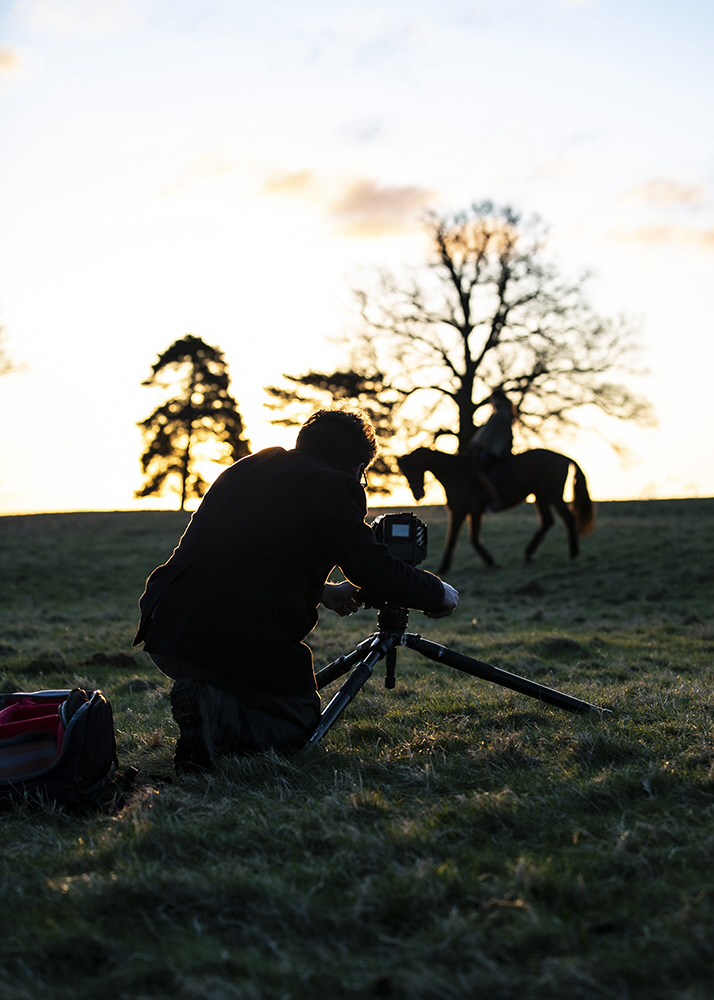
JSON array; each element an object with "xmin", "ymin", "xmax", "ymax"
[{"xmin": 489, "ymin": 388, "xmax": 514, "ymax": 413}]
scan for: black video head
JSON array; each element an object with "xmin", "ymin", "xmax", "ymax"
[{"xmin": 371, "ymin": 512, "xmax": 428, "ymax": 566}]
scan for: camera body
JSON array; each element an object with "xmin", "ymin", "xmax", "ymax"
[{"xmin": 370, "ymin": 512, "xmax": 428, "ymax": 566}]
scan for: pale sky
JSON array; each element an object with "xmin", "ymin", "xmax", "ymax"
[{"xmin": 0, "ymin": 0, "xmax": 712, "ymax": 513}]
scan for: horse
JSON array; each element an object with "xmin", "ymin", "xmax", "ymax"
[{"xmin": 397, "ymin": 447, "xmax": 595, "ymax": 573}]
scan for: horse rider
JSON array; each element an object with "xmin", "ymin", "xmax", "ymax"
[{"xmin": 468, "ymin": 388, "xmax": 515, "ymax": 511}]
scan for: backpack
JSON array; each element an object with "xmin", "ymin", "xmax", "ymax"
[{"xmin": 0, "ymin": 688, "xmax": 119, "ymax": 808}]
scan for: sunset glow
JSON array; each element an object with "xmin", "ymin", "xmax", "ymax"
[{"xmin": 0, "ymin": 0, "xmax": 712, "ymax": 513}]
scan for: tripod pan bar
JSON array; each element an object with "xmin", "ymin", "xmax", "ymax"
[{"xmin": 405, "ymin": 634, "xmax": 607, "ymax": 715}]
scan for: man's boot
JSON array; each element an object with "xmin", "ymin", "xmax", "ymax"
[{"xmin": 170, "ymin": 677, "xmax": 216, "ymax": 774}]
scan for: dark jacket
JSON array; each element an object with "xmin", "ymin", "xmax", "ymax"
[
  {"xmin": 133, "ymin": 447, "xmax": 445, "ymax": 697},
  {"xmin": 470, "ymin": 407, "xmax": 513, "ymax": 459}
]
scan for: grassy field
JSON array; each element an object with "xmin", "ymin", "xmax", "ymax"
[{"xmin": 0, "ymin": 497, "xmax": 713, "ymax": 999}]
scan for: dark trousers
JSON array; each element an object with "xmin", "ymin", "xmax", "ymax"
[
  {"xmin": 148, "ymin": 652, "xmax": 321, "ymax": 755},
  {"xmin": 471, "ymin": 448, "xmax": 498, "ymax": 474}
]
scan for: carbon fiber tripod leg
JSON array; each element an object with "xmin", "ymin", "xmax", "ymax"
[
  {"xmin": 403, "ymin": 633, "xmax": 607, "ymax": 715},
  {"xmin": 304, "ymin": 632, "xmax": 400, "ymax": 750}
]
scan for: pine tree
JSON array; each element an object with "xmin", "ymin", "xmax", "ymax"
[{"xmin": 136, "ymin": 335, "xmax": 250, "ymax": 510}]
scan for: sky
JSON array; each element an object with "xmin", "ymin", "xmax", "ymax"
[{"xmin": 0, "ymin": 0, "xmax": 713, "ymax": 514}]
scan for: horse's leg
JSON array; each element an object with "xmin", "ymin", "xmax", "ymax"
[
  {"xmin": 524, "ymin": 499, "xmax": 555, "ymax": 562},
  {"xmin": 553, "ymin": 498, "xmax": 579, "ymax": 558},
  {"xmin": 468, "ymin": 508, "xmax": 496, "ymax": 567},
  {"xmin": 439, "ymin": 509, "xmax": 465, "ymax": 574}
]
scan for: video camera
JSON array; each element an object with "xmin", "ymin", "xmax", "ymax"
[{"xmin": 370, "ymin": 511, "xmax": 428, "ymax": 566}]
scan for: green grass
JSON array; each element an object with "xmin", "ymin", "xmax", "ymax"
[{"xmin": 1, "ymin": 499, "xmax": 713, "ymax": 999}]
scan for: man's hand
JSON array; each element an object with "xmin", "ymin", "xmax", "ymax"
[
  {"xmin": 425, "ymin": 582, "xmax": 459, "ymax": 619},
  {"xmin": 321, "ymin": 581, "xmax": 362, "ymax": 617}
]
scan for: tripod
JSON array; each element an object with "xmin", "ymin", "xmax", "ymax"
[{"xmin": 305, "ymin": 606, "xmax": 608, "ymax": 750}]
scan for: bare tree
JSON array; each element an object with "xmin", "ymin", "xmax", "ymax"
[
  {"xmin": 267, "ymin": 201, "xmax": 653, "ymax": 469},
  {"xmin": 137, "ymin": 335, "xmax": 251, "ymax": 510}
]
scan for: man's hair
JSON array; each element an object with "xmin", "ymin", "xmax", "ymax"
[{"xmin": 296, "ymin": 407, "xmax": 378, "ymax": 473}]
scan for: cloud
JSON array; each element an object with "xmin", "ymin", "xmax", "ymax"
[
  {"xmin": 16, "ymin": 0, "xmax": 144, "ymax": 36},
  {"xmin": 529, "ymin": 152, "xmax": 584, "ymax": 179},
  {"xmin": 613, "ymin": 177, "xmax": 714, "ymax": 251},
  {"xmin": 263, "ymin": 170, "xmax": 318, "ymax": 197},
  {"xmin": 337, "ymin": 118, "xmax": 384, "ymax": 144},
  {"xmin": 328, "ymin": 179, "xmax": 435, "ymax": 237},
  {"xmin": 0, "ymin": 47, "xmax": 26, "ymax": 95},
  {"xmin": 613, "ymin": 225, "xmax": 714, "ymax": 251},
  {"xmin": 262, "ymin": 170, "xmax": 435, "ymax": 237},
  {"xmin": 624, "ymin": 178, "xmax": 707, "ymax": 207},
  {"xmin": 160, "ymin": 154, "xmax": 240, "ymax": 199},
  {"xmin": 0, "ymin": 49, "xmax": 23, "ymax": 75}
]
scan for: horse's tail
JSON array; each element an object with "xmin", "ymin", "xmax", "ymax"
[{"xmin": 570, "ymin": 462, "xmax": 596, "ymax": 537}]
